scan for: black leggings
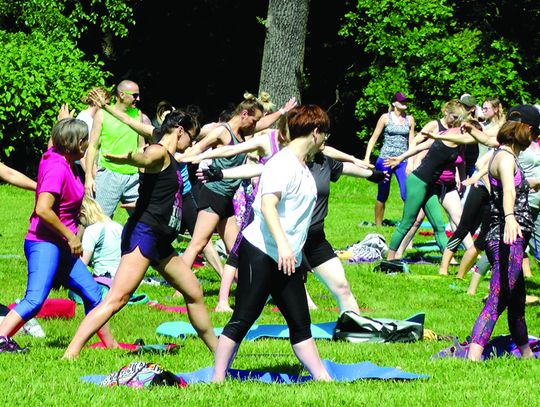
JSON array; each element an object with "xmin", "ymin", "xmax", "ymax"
[
  {"xmin": 180, "ymin": 191, "xmax": 198, "ymax": 236},
  {"xmin": 446, "ymin": 185, "xmax": 490, "ymax": 252},
  {"xmin": 221, "ymin": 239, "xmax": 312, "ymax": 345}
]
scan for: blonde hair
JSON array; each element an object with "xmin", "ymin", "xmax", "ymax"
[
  {"xmin": 81, "ymin": 87, "xmax": 111, "ymax": 106},
  {"xmin": 80, "ymin": 196, "xmax": 110, "ymax": 226},
  {"xmin": 243, "ymin": 91, "xmax": 276, "ymax": 114},
  {"xmin": 443, "ymin": 101, "xmax": 467, "ymax": 128}
]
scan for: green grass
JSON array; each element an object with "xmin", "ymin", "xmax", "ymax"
[{"xmin": 0, "ymin": 179, "xmax": 539, "ymax": 406}]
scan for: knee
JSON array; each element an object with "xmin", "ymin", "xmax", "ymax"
[
  {"xmin": 102, "ymin": 292, "xmax": 131, "ymax": 314},
  {"xmin": 333, "ymin": 280, "xmax": 352, "ymax": 298}
]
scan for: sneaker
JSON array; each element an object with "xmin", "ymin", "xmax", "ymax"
[{"xmin": 0, "ymin": 336, "xmax": 28, "ymax": 353}]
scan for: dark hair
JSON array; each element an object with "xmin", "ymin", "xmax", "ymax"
[
  {"xmin": 157, "ymin": 110, "xmax": 198, "ymax": 141},
  {"xmin": 52, "ymin": 118, "xmax": 88, "ymax": 155},
  {"xmin": 218, "ymin": 103, "xmax": 236, "ymax": 122},
  {"xmin": 155, "ymin": 100, "xmax": 175, "ymax": 119},
  {"xmin": 233, "ymin": 94, "xmax": 264, "ymax": 116},
  {"xmin": 280, "ymin": 105, "xmax": 330, "ymax": 141},
  {"xmin": 497, "ymin": 120, "xmax": 534, "ymax": 148},
  {"xmin": 466, "ymin": 119, "xmax": 482, "ymax": 131}
]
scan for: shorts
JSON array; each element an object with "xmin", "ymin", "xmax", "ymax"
[
  {"xmin": 300, "ymin": 224, "xmax": 336, "ymax": 271},
  {"xmin": 197, "ymin": 186, "xmax": 235, "ymax": 219},
  {"xmin": 121, "ymin": 221, "xmax": 175, "ymax": 267},
  {"xmin": 95, "ymin": 168, "xmax": 139, "ymax": 218}
]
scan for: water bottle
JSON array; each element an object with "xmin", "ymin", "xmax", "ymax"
[{"xmin": 22, "ymin": 317, "xmax": 46, "ymax": 338}]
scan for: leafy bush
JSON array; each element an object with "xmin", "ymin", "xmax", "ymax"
[
  {"xmin": 0, "ymin": 31, "xmax": 110, "ymax": 172},
  {"xmin": 340, "ymin": 0, "xmax": 531, "ymax": 142}
]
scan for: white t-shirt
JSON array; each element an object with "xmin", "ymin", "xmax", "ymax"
[
  {"xmin": 76, "ymin": 109, "xmax": 94, "ymax": 133},
  {"xmin": 82, "ymin": 220, "xmax": 123, "ymax": 277},
  {"xmin": 242, "ymin": 147, "xmax": 317, "ymax": 264}
]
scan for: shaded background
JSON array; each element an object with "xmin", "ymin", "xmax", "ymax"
[{"xmin": 79, "ymin": 0, "xmax": 365, "ymax": 155}]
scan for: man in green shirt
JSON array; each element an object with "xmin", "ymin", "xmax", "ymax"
[{"xmin": 85, "ymin": 80, "xmax": 151, "ymax": 217}]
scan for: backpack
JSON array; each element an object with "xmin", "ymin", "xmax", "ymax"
[
  {"xmin": 333, "ymin": 311, "xmax": 424, "ymax": 343},
  {"xmin": 101, "ymin": 361, "xmax": 187, "ymax": 388},
  {"xmin": 373, "ymin": 259, "xmax": 409, "ymax": 274}
]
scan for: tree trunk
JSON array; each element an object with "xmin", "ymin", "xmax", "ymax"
[{"xmin": 258, "ymin": 0, "xmax": 310, "ymax": 107}]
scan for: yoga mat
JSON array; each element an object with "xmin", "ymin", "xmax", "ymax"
[
  {"xmin": 432, "ymin": 335, "xmax": 540, "ymax": 360},
  {"xmin": 89, "ymin": 341, "xmax": 179, "ymax": 353},
  {"xmin": 156, "ymin": 321, "xmax": 336, "ymax": 340},
  {"xmin": 81, "ymin": 359, "xmax": 428, "ymax": 385}
]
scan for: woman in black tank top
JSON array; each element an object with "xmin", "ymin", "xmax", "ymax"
[{"xmin": 64, "ymin": 111, "xmax": 218, "ymax": 359}]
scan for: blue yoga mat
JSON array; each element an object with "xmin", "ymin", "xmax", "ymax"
[
  {"xmin": 81, "ymin": 359, "xmax": 428, "ymax": 385},
  {"xmin": 156, "ymin": 321, "xmax": 337, "ymax": 340}
]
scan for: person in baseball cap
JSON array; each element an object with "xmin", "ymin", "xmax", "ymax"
[
  {"xmin": 391, "ymin": 91, "xmax": 411, "ymax": 104},
  {"xmin": 506, "ymin": 104, "xmax": 540, "ymax": 136}
]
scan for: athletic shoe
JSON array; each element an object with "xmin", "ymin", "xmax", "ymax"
[{"xmin": 0, "ymin": 336, "xmax": 28, "ymax": 353}]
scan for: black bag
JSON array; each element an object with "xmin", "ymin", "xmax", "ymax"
[
  {"xmin": 333, "ymin": 311, "xmax": 424, "ymax": 343},
  {"xmin": 373, "ymin": 259, "xmax": 409, "ymax": 274}
]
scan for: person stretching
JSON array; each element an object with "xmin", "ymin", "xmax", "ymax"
[
  {"xmin": 63, "ymin": 111, "xmax": 217, "ymax": 358},
  {"xmin": 468, "ymin": 105, "xmax": 540, "ymax": 361}
]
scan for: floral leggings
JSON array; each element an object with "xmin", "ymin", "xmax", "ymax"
[{"xmin": 470, "ymin": 236, "xmax": 529, "ymax": 348}]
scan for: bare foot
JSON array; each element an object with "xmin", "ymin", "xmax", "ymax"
[{"xmin": 215, "ymin": 302, "xmax": 233, "ymax": 313}]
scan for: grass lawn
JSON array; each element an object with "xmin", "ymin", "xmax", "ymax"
[{"xmin": 0, "ymin": 177, "xmax": 539, "ymax": 406}]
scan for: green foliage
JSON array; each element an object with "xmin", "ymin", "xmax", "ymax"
[
  {"xmin": 0, "ymin": 31, "xmax": 109, "ymax": 167},
  {"xmin": 340, "ymin": 0, "xmax": 531, "ymax": 141},
  {"xmin": 0, "ymin": 0, "xmax": 135, "ymax": 40}
]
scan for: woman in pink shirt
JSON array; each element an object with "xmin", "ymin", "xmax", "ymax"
[{"xmin": 0, "ymin": 118, "xmax": 116, "ymax": 353}]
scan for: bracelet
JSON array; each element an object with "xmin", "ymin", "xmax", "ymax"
[
  {"xmin": 279, "ymin": 108, "xmax": 286, "ymax": 115},
  {"xmin": 504, "ymin": 213, "xmax": 514, "ymax": 218}
]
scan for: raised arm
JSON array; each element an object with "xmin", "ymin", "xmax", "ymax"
[
  {"xmin": 461, "ymin": 122, "xmax": 499, "ymax": 148},
  {"xmin": 255, "ymin": 97, "xmax": 297, "ymax": 131},
  {"xmin": 177, "ymin": 125, "xmax": 227, "ymax": 160},
  {"xmin": 84, "ymin": 109, "xmax": 102, "ymax": 196},
  {"xmin": 0, "ymin": 163, "xmax": 36, "ymax": 191},
  {"xmin": 364, "ymin": 114, "xmax": 387, "ymax": 163}
]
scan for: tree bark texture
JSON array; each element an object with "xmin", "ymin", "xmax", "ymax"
[{"xmin": 259, "ymin": 0, "xmax": 310, "ymax": 107}]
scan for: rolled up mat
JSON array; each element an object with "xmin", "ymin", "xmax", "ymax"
[
  {"xmin": 82, "ymin": 359, "xmax": 428, "ymax": 385},
  {"xmin": 156, "ymin": 320, "xmax": 336, "ymax": 340}
]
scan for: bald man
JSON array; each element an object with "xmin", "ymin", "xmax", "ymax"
[{"xmin": 84, "ymin": 80, "xmax": 151, "ymax": 217}]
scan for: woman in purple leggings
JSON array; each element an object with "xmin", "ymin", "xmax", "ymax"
[{"xmin": 468, "ymin": 105, "xmax": 540, "ymax": 361}]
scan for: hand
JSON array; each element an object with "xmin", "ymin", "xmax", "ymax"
[
  {"xmin": 120, "ymin": 201, "xmax": 137, "ymax": 209},
  {"xmin": 104, "ymin": 151, "xmax": 132, "ymax": 164},
  {"xmin": 460, "ymin": 122, "xmax": 474, "ymax": 134},
  {"xmin": 67, "ymin": 234, "xmax": 82, "ymax": 257},
  {"xmin": 88, "ymin": 89, "xmax": 107, "ymax": 108},
  {"xmin": 84, "ymin": 178, "xmax": 95, "ymax": 197},
  {"xmin": 383, "ymin": 157, "xmax": 401, "ymax": 169},
  {"xmin": 462, "ymin": 175, "xmax": 480, "ymax": 188},
  {"xmin": 503, "ymin": 216, "xmax": 522, "ymax": 245},
  {"xmin": 277, "ymin": 244, "xmax": 297, "ymax": 276},
  {"xmin": 281, "ymin": 97, "xmax": 298, "ymax": 113},
  {"xmin": 196, "ymin": 166, "xmax": 223, "ymax": 183},
  {"xmin": 57, "ymin": 104, "xmax": 75, "ymax": 121},
  {"xmin": 405, "ymin": 161, "xmax": 414, "ymax": 175}
]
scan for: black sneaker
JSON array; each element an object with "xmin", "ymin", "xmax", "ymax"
[{"xmin": 0, "ymin": 336, "xmax": 28, "ymax": 353}]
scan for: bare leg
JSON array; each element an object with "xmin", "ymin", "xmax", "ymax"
[
  {"xmin": 63, "ymin": 248, "xmax": 150, "ymax": 359},
  {"xmin": 456, "ymin": 246, "xmax": 480, "ymax": 279},
  {"xmin": 182, "ymin": 210, "xmax": 222, "ymax": 269},
  {"xmin": 312, "ymin": 257, "xmax": 360, "ymax": 314},
  {"xmin": 305, "ymin": 284, "xmax": 318, "ymax": 310},
  {"xmin": 518, "ymin": 343, "xmax": 534, "ymax": 359},
  {"xmin": 439, "ymin": 248, "xmax": 454, "ymax": 275},
  {"xmin": 158, "ymin": 254, "xmax": 217, "ymax": 352},
  {"xmin": 215, "ymin": 263, "xmax": 236, "ymax": 312},
  {"xmin": 202, "ymin": 241, "xmax": 224, "ymax": 278},
  {"xmin": 467, "ymin": 271, "xmax": 483, "ymax": 295},
  {"xmin": 522, "ymin": 257, "xmax": 532, "ymax": 278},
  {"xmin": 0, "ymin": 310, "xmax": 25, "ymax": 337},
  {"xmin": 212, "ymin": 335, "xmax": 240, "ymax": 382},
  {"xmin": 292, "ymin": 338, "xmax": 332, "ymax": 381},
  {"xmin": 375, "ymin": 200, "xmax": 385, "ymax": 226},
  {"xmin": 395, "ymin": 210, "xmax": 424, "ymax": 259}
]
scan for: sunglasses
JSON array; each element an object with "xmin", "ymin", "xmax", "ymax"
[{"xmin": 122, "ymin": 90, "xmax": 140, "ymax": 99}]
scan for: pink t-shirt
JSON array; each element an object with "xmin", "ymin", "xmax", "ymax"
[{"xmin": 26, "ymin": 147, "xmax": 84, "ymax": 246}]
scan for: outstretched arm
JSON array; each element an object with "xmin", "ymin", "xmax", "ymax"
[
  {"xmin": 197, "ymin": 163, "xmax": 264, "ymax": 183},
  {"xmin": 342, "ymin": 163, "xmax": 387, "ymax": 183},
  {"xmin": 323, "ymin": 146, "xmax": 373, "ymax": 169},
  {"xmin": 104, "ymin": 144, "xmax": 166, "ymax": 172},
  {"xmin": 384, "ymin": 139, "xmax": 433, "ymax": 168},
  {"xmin": 0, "ymin": 163, "xmax": 36, "ymax": 191},
  {"xmin": 181, "ymin": 135, "xmax": 266, "ymax": 163}
]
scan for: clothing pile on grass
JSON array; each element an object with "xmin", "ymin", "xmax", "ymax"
[{"xmin": 337, "ymin": 233, "xmax": 388, "ymax": 263}]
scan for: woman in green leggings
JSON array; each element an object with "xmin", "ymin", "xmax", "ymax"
[{"xmin": 385, "ymin": 102, "xmax": 468, "ymax": 260}]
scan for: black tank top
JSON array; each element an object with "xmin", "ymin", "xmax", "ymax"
[
  {"xmin": 413, "ymin": 140, "xmax": 459, "ymax": 184},
  {"xmin": 131, "ymin": 149, "xmax": 183, "ymax": 240}
]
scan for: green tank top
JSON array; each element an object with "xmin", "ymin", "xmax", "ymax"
[
  {"xmin": 99, "ymin": 108, "xmax": 141, "ymax": 174},
  {"xmin": 205, "ymin": 124, "xmax": 246, "ymax": 198}
]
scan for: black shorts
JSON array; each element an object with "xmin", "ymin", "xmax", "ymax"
[
  {"xmin": 300, "ymin": 224, "xmax": 336, "ymax": 271},
  {"xmin": 197, "ymin": 186, "xmax": 235, "ymax": 219}
]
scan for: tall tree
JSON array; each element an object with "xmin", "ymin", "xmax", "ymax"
[{"xmin": 258, "ymin": 0, "xmax": 310, "ymax": 107}]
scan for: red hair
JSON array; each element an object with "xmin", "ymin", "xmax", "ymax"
[{"xmin": 281, "ymin": 105, "xmax": 330, "ymax": 140}]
